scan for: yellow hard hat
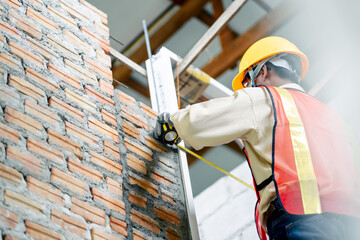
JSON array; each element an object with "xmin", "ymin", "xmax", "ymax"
[{"xmin": 232, "ymin": 36, "xmax": 309, "ymax": 91}]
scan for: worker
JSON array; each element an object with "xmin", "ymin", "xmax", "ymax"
[{"xmin": 154, "ymin": 36, "xmax": 360, "ymax": 240}]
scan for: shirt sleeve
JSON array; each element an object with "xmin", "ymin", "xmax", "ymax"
[{"xmin": 170, "ymin": 89, "xmax": 260, "ymax": 150}]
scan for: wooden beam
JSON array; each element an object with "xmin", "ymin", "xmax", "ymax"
[
  {"xmin": 211, "ymin": 0, "xmax": 235, "ymax": 49},
  {"xmin": 178, "ymin": 0, "xmax": 247, "ymax": 75},
  {"xmin": 125, "ymin": 78, "xmax": 150, "ymax": 99},
  {"xmin": 112, "ymin": 0, "xmax": 209, "ymax": 86},
  {"xmin": 201, "ymin": 0, "xmax": 301, "ymax": 78}
]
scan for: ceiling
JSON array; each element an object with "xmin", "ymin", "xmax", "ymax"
[{"xmin": 86, "ymin": 0, "xmax": 360, "ymax": 195}]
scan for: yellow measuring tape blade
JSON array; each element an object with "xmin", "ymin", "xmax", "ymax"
[{"xmin": 177, "ymin": 144, "xmax": 254, "ymax": 190}]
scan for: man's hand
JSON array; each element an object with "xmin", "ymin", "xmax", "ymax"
[{"xmin": 153, "ymin": 112, "xmax": 181, "ymax": 148}]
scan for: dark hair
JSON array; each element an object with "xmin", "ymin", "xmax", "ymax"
[{"xmin": 265, "ymin": 54, "xmax": 302, "ymax": 84}]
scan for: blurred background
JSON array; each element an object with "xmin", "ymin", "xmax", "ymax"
[{"xmin": 87, "ymin": 0, "xmax": 360, "ymax": 196}]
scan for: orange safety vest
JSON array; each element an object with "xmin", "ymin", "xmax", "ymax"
[{"xmin": 248, "ymin": 86, "xmax": 360, "ymax": 239}]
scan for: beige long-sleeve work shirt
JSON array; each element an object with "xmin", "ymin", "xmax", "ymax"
[{"xmin": 170, "ymin": 83, "xmax": 305, "ymax": 227}]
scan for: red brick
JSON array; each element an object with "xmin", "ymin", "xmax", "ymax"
[
  {"xmin": 130, "ymin": 209, "xmax": 160, "ymax": 234},
  {"xmin": 166, "ymin": 227, "xmax": 180, "ymax": 240},
  {"xmin": 133, "ymin": 229, "xmax": 150, "ymax": 240},
  {"xmin": 80, "ymin": 0, "xmax": 107, "ymax": 25},
  {"xmin": 2, "ymin": 0, "xmax": 21, "ymax": 10},
  {"xmin": 91, "ymin": 188, "xmax": 125, "ymax": 216},
  {"xmin": 64, "ymin": 88, "xmax": 97, "ymax": 114},
  {"xmin": 25, "ymin": 220, "xmax": 62, "ymax": 240},
  {"xmin": 63, "ymin": 29, "xmax": 92, "ymax": 54},
  {"xmin": 60, "ymin": 0, "xmax": 89, "ymax": 22},
  {"xmin": 129, "ymin": 191, "xmax": 147, "ymax": 208},
  {"xmin": 0, "ymin": 19, "xmax": 20, "ymax": 38},
  {"xmin": 26, "ymin": 7, "xmax": 58, "ymax": 32},
  {"xmin": 25, "ymin": 68, "xmax": 59, "ymax": 92},
  {"xmin": 85, "ymin": 86, "xmax": 114, "ymax": 106},
  {"xmin": 0, "ymin": 163, "xmax": 22, "ymax": 185},
  {"xmin": 71, "ymin": 197, "xmax": 106, "ymax": 226},
  {"xmin": 106, "ymin": 177, "xmax": 122, "ymax": 197},
  {"xmin": 5, "ymin": 107, "xmax": 43, "ymax": 136},
  {"xmin": 6, "ymin": 145, "xmax": 44, "ymax": 175},
  {"xmin": 8, "ymin": 75, "xmax": 46, "ymax": 102},
  {"xmin": 0, "ymin": 206, "xmax": 18, "ymax": 229},
  {"xmin": 0, "ymin": 52, "xmax": 22, "ymax": 72},
  {"xmin": 145, "ymin": 136, "xmax": 166, "ymax": 152},
  {"xmin": 94, "ymin": 20, "xmax": 109, "ymax": 38},
  {"xmin": 129, "ymin": 175, "xmax": 158, "ymax": 198},
  {"xmin": 27, "ymin": 137, "xmax": 64, "ymax": 164},
  {"xmin": 48, "ymin": 6, "xmax": 77, "ymax": 28},
  {"xmin": 84, "ymin": 56, "xmax": 112, "ymax": 83},
  {"xmin": 122, "ymin": 121, "xmax": 140, "ymax": 140},
  {"xmin": 48, "ymin": 63, "xmax": 81, "ymax": 89},
  {"xmin": 4, "ymin": 235, "xmax": 21, "ymax": 240},
  {"xmin": 49, "ymin": 96, "xmax": 84, "ymax": 121},
  {"xmin": 161, "ymin": 189, "xmax": 175, "ymax": 205},
  {"xmin": 88, "ymin": 117, "xmax": 118, "ymax": 143},
  {"xmin": 91, "ymin": 228, "xmax": 123, "ymax": 240},
  {"xmin": 65, "ymin": 59, "xmax": 97, "ymax": 85},
  {"xmin": 51, "ymin": 209, "xmax": 87, "ymax": 237},
  {"xmin": 27, "ymin": 176, "xmax": 64, "ymax": 206},
  {"xmin": 99, "ymin": 79, "xmax": 114, "ymax": 96},
  {"xmin": 4, "ymin": 190, "xmax": 43, "ymax": 214},
  {"xmin": 25, "ymin": 99, "xmax": 61, "ymax": 127},
  {"xmin": 103, "ymin": 140, "xmax": 120, "ymax": 160},
  {"xmin": 118, "ymin": 90, "xmax": 136, "ymax": 106},
  {"xmin": 8, "ymin": 40, "xmax": 43, "ymax": 67},
  {"xmin": 81, "ymin": 26, "xmax": 110, "ymax": 54},
  {"xmin": 0, "ymin": 122, "xmax": 21, "ymax": 143},
  {"xmin": 9, "ymin": 10, "xmax": 42, "ymax": 40},
  {"xmin": 47, "ymin": 34, "xmax": 79, "ymax": 61},
  {"xmin": 65, "ymin": 122, "xmax": 99, "ymax": 145},
  {"xmin": 68, "ymin": 157, "xmax": 103, "ymax": 182},
  {"xmin": 0, "ymin": 84, "xmax": 22, "ymax": 106},
  {"xmin": 110, "ymin": 216, "xmax": 127, "ymax": 237},
  {"xmin": 96, "ymin": 48, "xmax": 111, "ymax": 67},
  {"xmin": 51, "ymin": 168, "xmax": 88, "ymax": 196},
  {"xmin": 27, "ymin": 36, "xmax": 58, "ymax": 61},
  {"xmin": 127, "ymin": 153, "xmax": 146, "ymax": 174},
  {"xmin": 47, "ymin": 129, "xmax": 82, "ymax": 159},
  {"xmin": 121, "ymin": 106, "xmax": 149, "ymax": 131},
  {"xmin": 28, "ymin": 0, "xmax": 43, "ymax": 9},
  {"xmin": 101, "ymin": 109, "xmax": 117, "ymax": 127},
  {"xmin": 91, "ymin": 151, "xmax": 121, "ymax": 175},
  {"xmin": 150, "ymin": 170, "xmax": 173, "ymax": 187},
  {"xmin": 124, "ymin": 138, "xmax": 153, "ymax": 162},
  {"xmin": 140, "ymin": 102, "xmax": 158, "ymax": 119},
  {"xmin": 153, "ymin": 205, "xmax": 180, "ymax": 226}
]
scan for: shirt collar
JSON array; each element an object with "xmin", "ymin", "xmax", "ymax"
[{"xmin": 279, "ymin": 83, "xmax": 305, "ymax": 92}]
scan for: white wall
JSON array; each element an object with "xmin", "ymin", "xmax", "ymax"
[{"xmin": 194, "ymin": 162, "xmax": 257, "ymax": 240}]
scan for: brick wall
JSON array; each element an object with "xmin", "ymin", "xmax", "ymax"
[{"xmin": 0, "ymin": 0, "xmax": 190, "ymax": 239}]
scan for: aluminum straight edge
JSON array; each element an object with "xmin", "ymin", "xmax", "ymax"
[
  {"xmin": 110, "ymin": 47, "xmax": 147, "ymax": 77},
  {"xmin": 178, "ymin": 0, "xmax": 247, "ymax": 75},
  {"xmin": 145, "ymin": 49, "xmax": 200, "ymax": 240}
]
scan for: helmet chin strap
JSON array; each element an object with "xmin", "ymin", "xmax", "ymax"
[{"xmin": 247, "ymin": 54, "xmax": 283, "ymax": 87}]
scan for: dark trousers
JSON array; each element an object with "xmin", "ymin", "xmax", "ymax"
[{"xmin": 266, "ymin": 198, "xmax": 360, "ymax": 240}]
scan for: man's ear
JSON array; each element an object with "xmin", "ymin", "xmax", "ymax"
[{"xmin": 259, "ymin": 64, "xmax": 268, "ymax": 77}]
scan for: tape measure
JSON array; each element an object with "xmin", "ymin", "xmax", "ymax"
[{"xmin": 161, "ymin": 123, "xmax": 180, "ymax": 145}]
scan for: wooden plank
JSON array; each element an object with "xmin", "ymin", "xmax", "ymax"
[
  {"xmin": 210, "ymin": 0, "xmax": 235, "ymax": 49},
  {"xmin": 110, "ymin": 47, "xmax": 147, "ymax": 77},
  {"xmin": 112, "ymin": 0, "xmax": 209, "ymax": 86},
  {"xmin": 201, "ymin": 0, "xmax": 301, "ymax": 78},
  {"xmin": 178, "ymin": 0, "xmax": 247, "ymax": 75}
]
